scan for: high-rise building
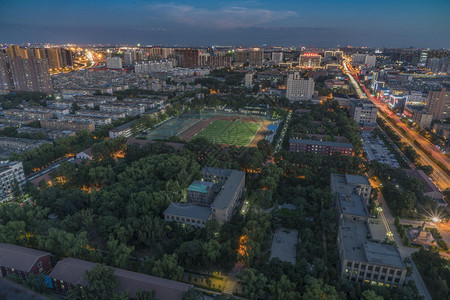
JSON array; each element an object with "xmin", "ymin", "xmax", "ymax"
[
  {"xmin": 244, "ymin": 73, "xmax": 254, "ymax": 88},
  {"xmin": 426, "ymin": 88, "xmax": 450, "ymax": 121},
  {"xmin": 352, "ymin": 54, "xmax": 376, "ymax": 67},
  {"xmin": 106, "ymin": 57, "xmax": 123, "ymax": 69},
  {"xmin": 6, "ymin": 54, "xmax": 52, "ymax": 93},
  {"xmin": 299, "ymin": 53, "xmax": 321, "ymax": 68},
  {"xmin": 418, "ymin": 49, "xmax": 429, "ymax": 67},
  {"xmin": 286, "ymin": 72, "xmax": 315, "ymax": 101},
  {"xmin": 234, "ymin": 49, "xmax": 264, "ymax": 66},
  {"xmin": 124, "ymin": 52, "xmax": 133, "ymax": 65},
  {"xmin": 175, "ymin": 49, "xmax": 200, "ymax": 68},
  {"xmin": 271, "ymin": 52, "xmax": 283, "ymax": 63},
  {"xmin": 45, "ymin": 48, "xmax": 62, "ymax": 70},
  {"xmin": 0, "ymin": 52, "xmax": 14, "ymax": 91}
]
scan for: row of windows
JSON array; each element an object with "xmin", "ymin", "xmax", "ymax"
[
  {"xmin": 166, "ymin": 215, "xmax": 207, "ymax": 225},
  {"xmin": 346, "ymin": 262, "xmax": 402, "ymax": 276},
  {"xmin": 345, "ymin": 270, "xmax": 401, "ymax": 283}
]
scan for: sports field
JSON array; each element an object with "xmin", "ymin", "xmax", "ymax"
[{"xmin": 194, "ymin": 120, "xmax": 260, "ymax": 146}]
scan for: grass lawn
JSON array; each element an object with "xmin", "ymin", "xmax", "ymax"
[{"xmin": 194, "ymin": 120, "xmax": 260, "ymax": 146}]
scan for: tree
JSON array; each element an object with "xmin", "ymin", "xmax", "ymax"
[
  {"xmin": 268, "ymin": 275, "xmax": 300, "ymax": 300},
  {"xmin": 301, "ymin": 277, "xmax": 339, "ymax": 300},
  {"xmin": 239, "ymin": 268, "xmax": 267, "ymax": 300},
  {"xmin": 68, "ymin": 264, "xmax": 128, "ymax": 300},
  {"xmin": 362, "ymin": 290, "xmax": 383, "ymax": 300},
  {"xmin": 136, "ymin": 290, "xmax": 156, "ymax": 300}
]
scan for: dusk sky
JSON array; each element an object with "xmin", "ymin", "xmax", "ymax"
[{"xmin": 1, "ymin": 0, "xmax": 449, "ymax": 48}]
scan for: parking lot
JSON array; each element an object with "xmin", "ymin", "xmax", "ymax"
[
  {"xmin": 270, "ymin": 227, "xmax": 298, "ymax": 265},
  {"xmin": 362, "ymin": 131, "xmax": 400, "ymax": 168}
]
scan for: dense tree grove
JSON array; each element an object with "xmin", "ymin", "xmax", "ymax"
[{"xmin": 0, "ymin": 98, "xmax": 426, "ymax": 299}]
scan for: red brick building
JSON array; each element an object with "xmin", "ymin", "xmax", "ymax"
[
  {"xmin": 0, "ymin": 243, "xmax": 52, "ymax": 278},
  {"xmin": 289, "ymin": 138, "xmax": 354, "ymax": 156}
]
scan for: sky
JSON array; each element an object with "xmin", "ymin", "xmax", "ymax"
[{"xmin": 0, "ymin": 0, "xmax": 449, "ymax": 48}]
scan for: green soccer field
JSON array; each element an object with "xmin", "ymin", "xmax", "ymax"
[{"xmin": 194, "ymin": 120, "xmax": 260, "ymax": 146}]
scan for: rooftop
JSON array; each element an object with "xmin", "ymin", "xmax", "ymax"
[
  {"xmin": 110, "ymin": 120, "xmax": 136, "ymax": 132},
  {"xmin": 211, "ymin": 170, "xmax": 245, "ymax": 210},
  {"xmin": 0, "ymin": 243, "xmax": 50, "ymax": 273},
  {"xmin": 164, "ymin": 203, "xmax": 211, "ymax": 220},
  {"xmin": 49, "ymin": 257, "xmax": 191, "ymax": 300},
  {"xmin": 201, "ymin": 166, "xmax": 233, "ymax": 178},
  {"xmin": 339, "ymin": 219, "xmax": 404, "ymax": 268},
  {"xmin": 187, "ymin": 180, "xmax": 214, "ymax": 193},
  {"xmin": 338, "ymin": 193, "xmax": 370, "ymax": 218}
]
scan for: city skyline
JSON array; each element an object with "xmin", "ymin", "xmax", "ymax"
[{"xmin": 1, "ymin": 0, "xmax": 450, "ymax": 48}]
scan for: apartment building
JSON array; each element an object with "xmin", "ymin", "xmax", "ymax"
[
  {"xmin": 40, "ymin": 119, "xmax": 95, "ymax": 132},
  {"xmin": 0, "ymin": 137, "xmax": 47, "ymax": 153},
  {"xmin": 99, "ymin": 103, "xmax": 145, "ymax": 116},
  {"xmin": 0, "ymin": 161, "xmax": 26, "ymax": 201},
  {"xmin": 3, "ymin": 109, "xmax": 53, "ymax": 121},
  {"xmin": 75, "ymin": 110, "xmax": 126, "ymax": 121}
]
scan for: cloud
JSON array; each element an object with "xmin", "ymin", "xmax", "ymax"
[{"xmin": 147, "ymin": 3, "xmax": 296, "ymax": 29}]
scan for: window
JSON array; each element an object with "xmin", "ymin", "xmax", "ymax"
[
  {"xmin": 389, "ymin": 269, "xmax": 394, "ymax": 275},
  {"xmin": 368, "ymin": 266, "xmax": 373, "ymax": 271},
  {"xmin": 38, "ymin": 261, "xmax": 42, "ymax": 268},
  {"xmin": 375, "ymin": 267, "xmax": 380, "ymax": 272}
]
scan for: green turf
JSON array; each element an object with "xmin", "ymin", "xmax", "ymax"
[{"xmin": 194, "ymin": 120, "xmax": 260, "ymax": 146}]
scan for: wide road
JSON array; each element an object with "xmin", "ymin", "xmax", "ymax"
[{"xmin": 343, "ymin": 59, "xmax": 450, "ymax": 190}]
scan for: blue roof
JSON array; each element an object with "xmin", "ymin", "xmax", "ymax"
[
  {"xmin": 267, "ymin": 124, "xmax": 278, "ymax": 131},
  {"xmin": 187, "ymin": 180, "xmax": 214, "ymax": 193}
]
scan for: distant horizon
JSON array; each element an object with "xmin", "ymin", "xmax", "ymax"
[{"xmin": 1, "ymin": 0, "xmax": 449, "ymax": 49}]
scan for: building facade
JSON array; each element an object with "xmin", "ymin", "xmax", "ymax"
[
  {"xmin": 289, "ymin": 138, "xmax": 354, "ymax": 156},
  {"xmin": 426, "ymin": 88, "xmax": 450, "ymax": 121},
  {"xmin": 286, "ymin": 72, "xmax": 315, "ymax": 101}
]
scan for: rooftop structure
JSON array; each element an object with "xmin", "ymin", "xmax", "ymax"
[
  {"xmin": 49, "ymin": 257, "xmax": 192, "ymax": 299},
  {"xmin": 0, "ymin": 243, "xmax": 52, "ymax": 276}
]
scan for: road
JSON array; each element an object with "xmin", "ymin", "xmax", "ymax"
[
  {"xmin": 343, "ymin": 58, "xmax": 450, "ymax": 190},
  {"xmin": 373, "ymin": 185, "xmax": 432, "ymax": 300},
  {"xmin": 274, "ymin": 111, "xmax": 291, "ymax": 153}
]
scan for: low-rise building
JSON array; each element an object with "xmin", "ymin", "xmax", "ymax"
[
  {"xmin": 350, "ymin": 99, "xmax": 378, "ymax": 129},
  {"xmin": 76, "ymin": 147, "xmax": 94, "ymax": 160},
  {"xmin": 0, "ymin": 137, "xmax": 47, "ymax": 153},
  {"xmin": 59, "ymin": 115, "xmax": 112, "ymax": 127},
  {"xmin": 75, "ymin": 110, "xmax": 126, "ymax": 121},
  {"xmin": 186, "ymin": 180, "xmax": 215, "ymax": 205},
  {"xmin": 99, "ymin": 103, "xmax": 145, "ymax": 116},
  {"xmin": 40, "ymin": 119, "xmax": 95, "ymax": 132},
  {"xmin": 23, "ymin": 106, "xmax": 69, "ymax": 117},
  {"xmin": 49, "ymin": 257, "xmax": 192, "ymax": 299},
  {"xmin": 331, "ymin": 173, "xmax": 407, "ymax": 287},
  {"xmin": 16, "ymin": 127, "xmax": 76, "ymax": 140},
  {"xmin": 0, "ymin": 117, "xmax": 34, "ymax": 126},
  {"xmin": 289, "ymin": 138, "xmax": 354, "ymax": 156},
  {"xmin": 109, "ymin": 121, "xmax": 136, "ymax": 138},
  {"xmin": 164, "ymin": 167, "xmax": 245, "ymax": 226},
  {"xmin": 330, "ymin": 174, "xmax": 372, "ymax": 205},
  {"xmin": 3, "ymin": 109, "xmax": 53, "ymax": 121},
  {"xmin": 0, "ymin": 243, "xmax": 52, "ymax": 278}
]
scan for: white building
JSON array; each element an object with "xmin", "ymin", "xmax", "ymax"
[
  {"xmin": 244, "ymin": 73, "xmax": 254, "ymax": 88},
  {"xmin": 0, "ymin": 161, "xmax": 25, "ymax": 202},
  {"xmin": 271, "ymin": 52, "xmax": 283, "ymax": 63},
  {"xmin": 299, "ymin": 54, "xmax": 321, "ymax": 68},
  {"xmin": 286, "ymin": 72, "xmax": 315, "ymax": 101},
  {"xmin": 106, "ymin": 57, "xmax": 123, "ymax": 69},
  {"xmin": 352, "ymin": 54, "xmax": 376, "ymax": 67}
]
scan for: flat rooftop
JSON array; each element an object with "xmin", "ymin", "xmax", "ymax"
[
  {"xmin": 331, "ymin": 173, "xmax": 370, "ymax": 196},
  {"xmin": 339, "ymin": 218, "xmax": 404, "ymax": 268},
  {"xmin": 164, "ymin": 203, "xmax": 211, "ymax": 220},
  {"xmin": 187, "ymin": 180, "xmax": 214, "ymax": 193},
  {"xmin": 211, "ymin": 170, "xmax": 245, "ymax": 210},
  {"xmin": 338, "ymin": 193, "xmax": 370, "ymax": 218}
]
